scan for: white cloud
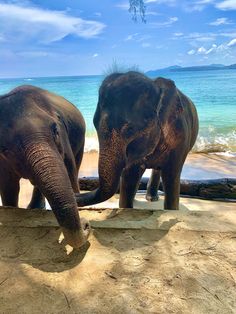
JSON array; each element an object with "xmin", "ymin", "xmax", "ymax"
[
  {"xmin": 184, "ymin": 0, "xmax": 236, "ymax": 12},
  {"xmin": 169, "ymin": 16, "xmax": 178, "ymax": 22},
  {"xmin": 219, "ymin": 31, "xmax": 236, "ymax": 38},
  {"xmin": 124, "ymin": 33, "xmax": 151, "ymax": 42},
  {"xmin": 173, "ymin": 32, "xmax": 184, "ymax": 36},
  {"xmin": 115, "ymin": 3, "xmax": 130, "ymax": 10},
  {"xmin": 205, "ymin": 44, "xmax": 217, "ymax": 54},
  {"xmin": 0, "ymin": 33, "xmax": 5, "ymax": 41},
  {"xmin": 216, "ymin": 0, "xmax": 236, "ymax": 10},
  {"xmin": 0, "ymin": 3, "xmax": 106, "ymax": 43},
  {"xmin": 150, "ymin": 16, "xmax": 178, "ymax": 27},
  {"xmin": 141, "ymin": 42, "xmax": 151, "ymax": 48},
  {"xmin": 196, "ymin": 45, "xmax": 217, "ymax": 54},
  {"xmin": 227, "ymin": 38, "xmax": 236, "ymax": 46},
  {"xmin": 186, "ymin": 32, "xmax": 217, "ymax": 43},
  {"xmin": 196, "ymin": 0, "xmax": 215, "ymax": 3},
  {"xmin": 92, "ymin": 53, "xmax": 99, "ymax": 57},
  {"xmin": 124, "ymin": 33, "xmax": 139, "ymax": 41},
  {"xmin": 171, "ymin": 31, "xmax": 220, "ymax": 44},
  {"xmin": 145, "ymin": 11, "xmax": 162, "ymax": 15},
  {"xmin": 189, "ymin": 41, "xmax": 235, "ymax": 57},
  {"xmin": 216, "ymin": 43, "xmax": 227, "ymax": 51},
  {"xmin": 173, "ymin": 30, "xmax": 236, "ymax": 49},
  {"xmin": 198, "ymin": 46, "xmax": 207, "ymax": 54},
  {"xmin": 188, "ymin": 49, "xmax": 195, "ymax": 55},
  {"xmin": 137, "ymin": 35, "xmax": 152, "ymax": 42},
  {"xmin": 209, "ymin": 17, "xmax": 232, "ymax": 25},
  {"xmin": 183, "ymin": 0, "xmax": 215, "ymax": 12}
]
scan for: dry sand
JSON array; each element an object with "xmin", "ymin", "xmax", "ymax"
[
  {"xmin": 0, "ymin": 203, "xmax": 236, "ymax": 314},
  {"xmin": 0, "ymin": 152, "xmax": 236, "ymax": 313}
]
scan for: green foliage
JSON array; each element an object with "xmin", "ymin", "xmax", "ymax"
[{"xmin": 129, "ymin": 0, "xmax": 146, "ymax": 23}]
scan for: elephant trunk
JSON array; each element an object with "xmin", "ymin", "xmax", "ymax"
[
  {"xmin": 23, "ymin": 139, "xmax": 89, "ymax": 248},
  {"xmin": 77, "ymin": 130, "xmax": 125, "ymax": 206}
]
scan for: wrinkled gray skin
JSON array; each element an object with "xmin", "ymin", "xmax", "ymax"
[
  {"xmin": 0, "ymin": 85, "xmax": 90, "ymax": 248},
  {"xmin": 76, "ymin": 71, "xmax": 199, "ymax": 210}
]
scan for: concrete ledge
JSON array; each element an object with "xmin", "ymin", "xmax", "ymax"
[{"xmin": 0, "ymin": 205, "xmax": 235, "ymax": 233}]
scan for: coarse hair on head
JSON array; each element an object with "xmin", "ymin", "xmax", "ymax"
[{"xmin": 103, "ymin": 59, "xmax": 142, "ymax": 77}]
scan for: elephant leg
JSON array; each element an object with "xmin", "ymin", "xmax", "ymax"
[
  {"xmin": 161, "ymin": 156, "xmax": 185, "ymax": 210},
  {"xmin": 119, "ymin": 165, "xmax": 145, "ymax": 208},
  {"xmin": 0, "ymin": 171, "xmax": 20, "ymax": 207},
  {"xmin": 27, "ymin": 186, "xmax": 46, "ymax": 209},
  {"xmin": 146, "ymin": 169, "xmax": 161, "ymax": 202},
  {"xmin": 64, "ymin": 153, "xmax": 80, "ymax": 194},
  {"xmin": 65, "ymin": 159, "xmax": 80, "ymax": 193},
  {"xmin": 74, "ymin": 143, "xmax": 85, "ymax": 194}
]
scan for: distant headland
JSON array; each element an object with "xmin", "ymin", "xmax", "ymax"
[{"xmin": 146, "ymin": 64, "xmax": 236, "ymax": 76}]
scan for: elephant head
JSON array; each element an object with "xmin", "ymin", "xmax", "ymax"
[{"xmin": 76, "ymin": 71, "xmax": 165, "ymax": 206}]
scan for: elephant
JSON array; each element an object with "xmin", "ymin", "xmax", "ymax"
[
  {"xmin": 0, "ymin": 85, "xmax": 90, "ymax": 248},
  {"xmin": 76, "ymin": 71, "xmax": 199, "ymax": 210}
]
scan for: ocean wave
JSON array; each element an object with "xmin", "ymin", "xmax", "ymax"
[
  {"xmin": 84, "ymin": 131, "xmax": 236, "ymax": 155},
  {"xmin": 84, "ymin": 136, "xmax": 99, "ymax": 153},
  {"xmin": 192, "ymin": 130, "xmax": 236, "ymax": 154}
]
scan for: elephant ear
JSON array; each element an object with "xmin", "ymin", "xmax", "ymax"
[
  {"xmin": 154, "ymin": 77, "xmax": 184, "ymax": 120},
  {"xmin": 153, "ymin": 77, "xmax": 185, "ymax": 148}
]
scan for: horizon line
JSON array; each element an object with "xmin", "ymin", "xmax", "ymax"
[{"xmin": 1, "ymin": 62, "xmax": 235, "ymax": 80}]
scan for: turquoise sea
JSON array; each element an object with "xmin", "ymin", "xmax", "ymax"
[{"xmin": 0, "ymin": 70, "xmax": 236, "ymax": 154}]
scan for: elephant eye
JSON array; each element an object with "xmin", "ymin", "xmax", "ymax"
[{"xmin": 51, "ymin": 122, "xmax": 59, "ymax": 136}]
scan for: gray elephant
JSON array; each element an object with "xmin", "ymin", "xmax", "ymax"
[
  {"xmin": 0, "ymin": 85, "xmax": 90, "ymax": 248},
  {"xmin": 76, "ymin": 71, "xmax": 199, "ymax": 210}
]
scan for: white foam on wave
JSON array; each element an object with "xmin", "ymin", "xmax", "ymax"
[
  {"xmin": 192, "ymin": 130, "xmax": 236, "ymax": 154},
  {"xmin": 213, "ymin": 151, "xmax": 236, "ymax": 158},
  {"xmin": 84, "ymin": 136, "xmax": 99, "ymax": 152},
  {"xmin": 84, "ymin": 131, "xmax": 236, "ymax": 155}
]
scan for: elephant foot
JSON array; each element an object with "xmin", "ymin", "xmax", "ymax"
[
  {"xmin": 164, "ymin": 207, "xmax": 179, "ymax": 210},
  {"xmin": 62, "ymin": 218, "xmax": 91, "ymax": 249},
  {"xmin": 119, "ymin": 199, "xmax": 134, "ymax": 209},
  {"xmin": 146, "ymin": 194, "xmax": 159, "ymax": 202}
]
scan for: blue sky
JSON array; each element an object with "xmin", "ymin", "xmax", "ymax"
[{"xmin": 0, "ymin": 0, "xmax": 236, "ymax": 77}]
